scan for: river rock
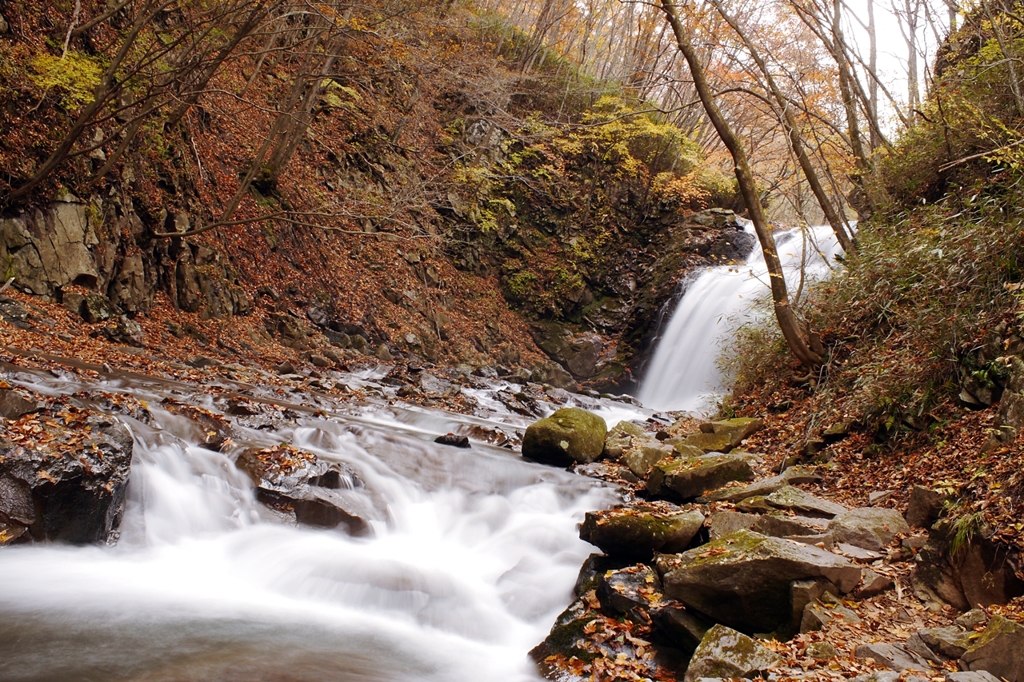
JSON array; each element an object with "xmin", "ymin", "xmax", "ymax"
[
  {"xmin": 596, "ymin": 564, "xmax": 662, "ymax": 616},
  {"xmin": 652, "ymin": 603, "xmax": 712, "ymax": 654},
  {"xmin": 0, "ymin": 407, "xmax": 133, "ymax": 545},
  {"xmin": 522, "ymin": 407, "xmax": 607, "ymax": 467},
  {"xmin": 682, "ymin": 417, "xmax": 763, "ymax": 453},
  {"xmin": 657, "ymin": 530, "xmax": 861, "ymax": 634},
  {"xmin": 235, "ymin": 444, "xmax": 374, "ymax": 536},
  {"xmin": 828, "ymin": 507, "xmax": 910, "ymax": 551},
  {"xmin": 0, "ymin": 387, "xmax": 45, "ymax": 420},
  {"xmin": 960, "ymin": 615, "xmax": 1024, "ymax": 681},
  {"xmin": 682, "ymin": 624, "xmax": 781, "ymax": 682},
  {"xmin": 707, "ymin": 510, "xmax": 829, "ymax": 540},
  {"xmin": 531, "ymin": 597, "xmax": 597, "ymax": 663},
  {"xmin": 647, "ymin": 452, "xmax": 757, "ymax": 501},
  {"xmin": 580, "ymin": 502, "xmax": 705, "ymax": 561}
]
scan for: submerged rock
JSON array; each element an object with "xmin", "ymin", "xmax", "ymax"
[
  {"xmin": 580, "ymin": 502, "xmax": 705, "ymax": 561},
  {"xmin": 522, "ymin": 407, "xmax": 607, "ymax": 467},
  {"xmin": 235, "ymin": 444, "xmax": 376, "ymax": 536}
]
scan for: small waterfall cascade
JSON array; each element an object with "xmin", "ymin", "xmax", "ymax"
[
  {"xmin": 639, "ymin": 223, "xmax": 845, "ymax": 413},
  {"xmin": 0, "ymin": 369, "xmax": 635, "ymax": 682}
]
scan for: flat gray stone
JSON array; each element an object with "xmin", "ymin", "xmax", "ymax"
[
  {"xmin": 763, "ymin": 486, "xmax": 848, "ymax": 518},
  {"xmin": 854, "ymin": 642, "xmax": 929, "ymax": 672},
  {"xmin": 829, "ymin": 507, "xmax": 910, "ymax": 551}
]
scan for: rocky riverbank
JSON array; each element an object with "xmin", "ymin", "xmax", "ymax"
[{"xmin": 525, "ymin": 410, "xmax": 1024, "ymax": 682}]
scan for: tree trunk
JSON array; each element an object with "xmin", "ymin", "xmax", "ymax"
[{"xmin": 658, "ymin": 0, "xmax": 823, "ymax": 368}]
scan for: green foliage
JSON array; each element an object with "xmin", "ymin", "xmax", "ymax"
[
  {"xmin": 505, "ymin": 270, "xmax": 537, "ymax": 299},
  {"xmin": 28, "ymin": 51, "xmax": 103, "ymax": 109}
]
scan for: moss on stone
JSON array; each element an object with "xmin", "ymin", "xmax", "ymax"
[{"xmin": 522, "ymin": 407, "xmax": 607, "ymax": 466}]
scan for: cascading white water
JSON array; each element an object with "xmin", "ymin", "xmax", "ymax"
[
  {"xmin": 0, "ymin": 372, "xmax": 628, "ymax": 682},
  {"xmin": 639, "ymin": 223, "xmax": 845, "ymax": 413}
]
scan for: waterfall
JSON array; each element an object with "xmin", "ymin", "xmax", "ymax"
[
  {"xmin": 0, "ymin": 370, "xmax": 630, "ymax": 682},
  {"xmin": 639, "ymin": 223, "xmax": 845, "ymax": 413}
]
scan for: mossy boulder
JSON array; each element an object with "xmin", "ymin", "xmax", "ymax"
[
  {"xmin": 580, "ymin": 501, "xmax": 705, "ymax": 561},
  {"xmin": 960, "ymin": 615, "xmax": 1024, "ymax": 681},
  {"xmin": 683, "ymin": 417, "xmax": 763, "ymax": 453},
  {"xmin": 682, "ymin": 624, "xmax": 781, "ymax": 682},
  {"xmin": 522, "ymin": 408, "xmax": 607, "ymax": 466},
  {"xmin": 647, "ymin": 452, "xmax": 757, "ymax": 501},
  {"xmin": 656, "ymin": 530, "xmax": 862, "ymax": 635},
  {"xmin": 622, "ymin": 443, "xmax": 674, "ymax": 477},
  {"xmin": 736, "ymin": 485, "xmax": 847, "ymax": 519}
]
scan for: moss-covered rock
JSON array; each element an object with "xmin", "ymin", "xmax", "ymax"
[
  {"xmin": 647, "ymin": 452, "xmax": 757, "ymax": 501},
  {"xmin": 656, "ymin": 530, "xmax": 862, "ymax": 635},
  {"xmin": 580, "ymin": 501, "xmax": 705, "ymax": 561},
  {"xmin": 960, "ymin": 615, "xmax": 1024, "ymax": 680},
  {"xmin": 682, "ymin": 624, "xmax": 781, "ymax": 682},
  {"xmin": 522, "ymin": 407, "xmax": 607, "ymax": 466},
  {"xmin": 603, "ymin": 419, "xmax": 646, "ymax": 459},
  {"xmin": 682, "ymin": 417, "xmax": 763, "ymax": 453}
]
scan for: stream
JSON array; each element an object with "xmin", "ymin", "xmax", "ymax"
[
  {"xmin": 0, "ymin": 224, "xmax": 845, "ymax": 681},
  {"xmin": 0, "ymin": 367, "xmax": 642, "ymax": 682}
]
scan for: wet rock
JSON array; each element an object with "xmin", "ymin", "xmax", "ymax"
[
  {"xmin": 574, "ymin": 553, "xmax": 622, "ymax": 596},
  {"xmin": 651, "ymin": 603, "xmax": 712, "ymax": 654},
  {"xmin": 596, "ymin": 564, "xmax": 662, "ymax": 616},
  {"xmin": 647, "ymin": 452, "xmax": 757, "ymax": 501},
  {"xmin": 0, "ymin": 388, "xmax": 44, "ymax": 420},
  {"xmin": 418, "ymin": 373, "xmax": 454, "ymax": 397},
  {"xmin": 0, "ymin": 410, "xmax": 133, "ymax": 545},
  {"xmin": 530, "ymin": 598, "xmax": 597, "ymax": 663},
  {"xmin": 960, "ymin": 615, "xmax": 1024, "ymax": 681},
  {"xmin": 161, "ymin": 402, "xmax": 233, "ymax": 450},
  {"xmin": 235, "ymin": 444, "xmax": 373, "ymax": 536},
  {"xmin": 580, "ymin": 502, "xmax": 705, "ymax": 561},
  {"xmin": 522, "ymin": 408, "xmax": 607, "ymax": 467},
  {"xmin": 906, "ymin": 485, "xmax": 948, "ymax": 528},
  {"xmin": 682, "ymin": 624, "xmax": 781, "ymax": 682},
  {"xmin": 656, "ymin": 530, "xmax": 861, "ymax": 635},
  {"xmin": 854, "ymin": 642, "xmax": 929, "ymax": 672},
  {"xmin": 434, "ymin": 433, "xmax": 470, "ymax": 448},
  {"xmin": 829, "ymin": 507, "xmax": 910, "ymax": 551},
  {"xmin": 682, "ymin": 417, "xmax": 763, "ymax": 453}
]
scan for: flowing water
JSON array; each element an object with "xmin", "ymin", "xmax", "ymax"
[
  {"xmin": 0, "ymin": 368, "xmax": 642, "ymax": 682},
  {"xmin": 639, "ymin": 224, "xmax": 844, "ymax": 413}
]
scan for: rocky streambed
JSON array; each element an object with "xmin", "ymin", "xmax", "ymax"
[{"xmin": 523, "ymin": 410, "xmax": 1024, "ymax": 682}]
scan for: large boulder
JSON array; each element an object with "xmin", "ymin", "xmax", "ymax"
[
  {"xmin": 235, "ymin": 444, "xmax": 378, "ymax": 536},
  {"xmin": 0, "ymin": 406, "xmax": 133, "ymax": 545},
  {"xmin": 522, "ymin": 408, "xmax": 607, "ymax": 467},
  {"xmin": 656, "ymin": 530, "xmax": 862, "ymax": 635},
  {"xmin": 829, "ymin": 507, "xmax": 910, "ymax": 551},
  {"xmin": 960, "ymin": 616, "xmax": 1024, "ymax": 681},
  {"xmin": 682, "ymin": 417, "xmax": 763, "ymax": 453},
  {"xmin": 580, "ymin": 502, "xmax": 705, "ymax": 561},
  {"xmin": 647, "ymin": 452, "xmax": 757, "ymax": 501},
  {"xmin": 682, "ymin": 624, "xmax": 781, "ymax": 682}
]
